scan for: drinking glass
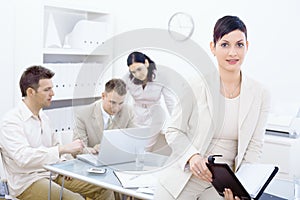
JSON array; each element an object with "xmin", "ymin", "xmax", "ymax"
[{"xmin": 135, "ymin": 148, "xmax": 145, "ymax": 170}]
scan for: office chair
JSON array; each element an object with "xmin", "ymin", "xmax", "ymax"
[
  {"xmin": 0, "ymin": 181, "xmax": 9, "ymax": 200},
  {"xmin": 0, "ymin": 151, "xmax": 13, "ymax": 200}
]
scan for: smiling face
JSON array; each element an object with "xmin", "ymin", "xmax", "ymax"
[{"xmin": 211, "ymin": 30, "xmax": 248, "ymax": 73}]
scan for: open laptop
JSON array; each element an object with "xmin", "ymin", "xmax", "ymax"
[{"xmin": 77, "ymin": 127, "xmax": 153, "ymax": 167}]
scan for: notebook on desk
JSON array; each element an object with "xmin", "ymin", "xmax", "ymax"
[
  {"xmin": 206, "ymin": 155, "xmax": 279, "ymax": 200},
  {"xmin": 77, "ymin": 127, "xmax": 152, "ymax": 167}
]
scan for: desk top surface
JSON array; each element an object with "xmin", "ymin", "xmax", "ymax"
[
  {"xmin": 45, "ymin": 159, "xmax": 296, "ymax": 200},
  {"xmin": 44, "ymin": 159, "xmax": 155, "ymax": 199}
]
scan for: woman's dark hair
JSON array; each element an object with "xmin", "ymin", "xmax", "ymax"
[
  {"xmin": 19, "ymin": 65, "xmax": 55, "ymax": 97},
  {"xmin": 127, "ymin": 51, "xmax": 156, "ymax": 85},
  {"xmin": 213, "ymin": 15, "xmax": 247, "ymax": 46}
]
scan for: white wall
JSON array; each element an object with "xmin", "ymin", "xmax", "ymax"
[
  {"xmin": 1, "ymin": 0, "xmax": 299, "ymax": 118},
  {"xmin": 0, "ymin": 0, "xmax": 15, "ymax": 119},
  {"xmin": 105, "ymin": 0, "xmax": 300, "ymax": 117}
]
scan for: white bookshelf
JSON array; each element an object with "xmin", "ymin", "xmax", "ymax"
[{"xmin": 14, "ymin": 0, "xmax": 114, "ymax": 134}]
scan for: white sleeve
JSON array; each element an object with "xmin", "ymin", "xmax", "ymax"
[
  {"xmin": 0, "ymin": 120, "xmax": 60, "ymax": 169},
  {"xmin": 162, "ymin": 85, "xmax": 177, "ymax": 116}
]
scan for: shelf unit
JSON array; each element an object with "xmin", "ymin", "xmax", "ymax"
[
  {"xmin": 261, "ymin": 134, "xmax": 300, "ymax": 180},
  {"xmin": 14, "ymin": 0, "xmax": 114, "ymax": 134}
]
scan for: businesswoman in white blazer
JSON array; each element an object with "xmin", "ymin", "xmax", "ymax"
[{"xmin": 154, "ymin": 15, "xmax": 271, "ymax": 200}]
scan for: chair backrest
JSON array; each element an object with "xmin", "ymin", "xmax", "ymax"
[{"xmin": 0, "ymin": 151, "xmax": 10, "ymax": 199}]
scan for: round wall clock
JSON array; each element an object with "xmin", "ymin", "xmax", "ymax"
[{"xmin": 168, "ymin": 12, "xmax": 195, "ymax": 41}]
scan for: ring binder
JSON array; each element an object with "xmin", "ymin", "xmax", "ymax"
[{"xmin": 206, "ymin": 155, "xmax": 279, "ymax": 200}]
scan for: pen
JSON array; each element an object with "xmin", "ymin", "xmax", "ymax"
[{"xmin": 129, "ymin": 175, "xmax": 140, "ymax": 180}]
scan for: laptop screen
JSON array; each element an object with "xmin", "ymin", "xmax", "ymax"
[{"xmin": 96, "ymin": 127, "xmax": 153, "ymax": 166}]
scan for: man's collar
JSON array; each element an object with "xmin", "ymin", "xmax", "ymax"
[
  {"xmin": 100, "ymin": 102, "xmax": 114, "ymax": 119},
  {"xmin": 19, "ymin": 100, "xmax": 40, "ymax": 121}
]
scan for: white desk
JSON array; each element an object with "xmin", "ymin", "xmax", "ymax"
[
  {"xmin": 44, "ymin": 151, "xmax": 169, "ymax": 199},
  {"xmin": 44, "ymin": 159, "xmax": 296, "ymax": 200},
  {"xmin": 265, "ymin": 178, "xmax": 295, "ymax": 199},
  {"xmin": 44, "ymin": 159, "xmax": 154, "ymax": 200}
]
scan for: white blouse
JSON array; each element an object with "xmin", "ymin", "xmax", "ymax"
[
  {"xmin": 124, "ymin": 73, "xmax": 176, "ymax": 126},
  {"xmin": 206, "ymin": 96, "xmax": 240, "ymax": 168}
]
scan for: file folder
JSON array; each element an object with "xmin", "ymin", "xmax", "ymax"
[{"xmin": 206, "ymin": 155, "xmax": 279, "ymax": 200}]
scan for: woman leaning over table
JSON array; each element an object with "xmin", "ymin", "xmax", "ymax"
[
  {"xmin": 124, "ymin": 51, "xmax": 175, "ymax": 126},
  {"xmin": 124, "ymin": 51, "xmax": 176, "ymax": 151}
]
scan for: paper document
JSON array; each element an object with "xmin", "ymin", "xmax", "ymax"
[
  {"xmin": 235, "ymin": 163, "xmax": 277, "ymax": 198},
  {"xmin": 114, "ymin": 171, "xmax": 157, "ymax": 188}
]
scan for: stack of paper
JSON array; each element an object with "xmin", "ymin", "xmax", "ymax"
[
  {"xmin": 114, "ymin": 171, "xmax": 156, "ymax": 189},
  {"xmin": 235, "ymin": 163, "xmax": 276, "ymax": 198}
]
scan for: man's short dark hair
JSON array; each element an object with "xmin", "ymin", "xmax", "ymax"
[
  {"xmin": 105, "ymin": 78, "xmax": 127, "ymax": 96},
  {"xmin": 19, "ymin": 65, "xmax": 55, "ymax": 97}
]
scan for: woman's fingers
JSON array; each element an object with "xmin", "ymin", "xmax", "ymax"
[
  {"xmin": 189, "ymin": 154, "xmax": 212, "ymax": 182},
  {"xmin": 223, "ymin": 188, "xmax": 240, "ymax": 200}
]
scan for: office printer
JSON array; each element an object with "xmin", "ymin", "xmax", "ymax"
[{"xmin": 266, "ymin": 115, "xmax": 300, "ymax": 138}]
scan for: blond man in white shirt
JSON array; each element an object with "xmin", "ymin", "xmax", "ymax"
[{"xmin": 0, "ymin": 65, "xmax": 114, "ymax": 200}]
